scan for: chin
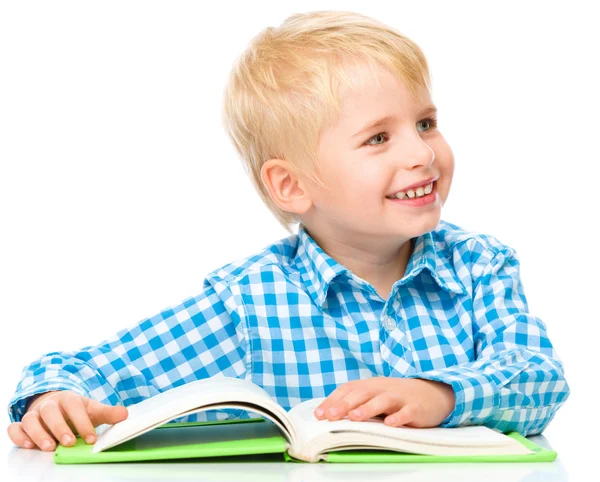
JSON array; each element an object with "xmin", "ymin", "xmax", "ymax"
[{"xmin": 408, "ymin": 213, "xmax": 441, "ymax": 236}]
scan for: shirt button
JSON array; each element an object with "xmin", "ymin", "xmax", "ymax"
[{"xmin": 383, "ymin": 315, "xmax": 396, "ymax": 331}]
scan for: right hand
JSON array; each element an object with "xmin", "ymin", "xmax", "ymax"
[{"xmin": 7, "ymin": 390, "xmax": 128, "ymax": 451}]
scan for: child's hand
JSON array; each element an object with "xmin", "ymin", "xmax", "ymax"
[
  {"xmin": 7, "ymin": 390, "xmax": 128, "ymax": 451},
  {"xmin": 313, "ymin": 377, "xmax": 456, "ymax": 428}
]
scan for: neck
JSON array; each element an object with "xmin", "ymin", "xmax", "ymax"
[{"xmin": 303, "ymin": 225, "xmax": 415, "ymax": 299}]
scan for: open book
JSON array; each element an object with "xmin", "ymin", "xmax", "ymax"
[{"xmin": 57, "ymin": 376, "xmax": 552, "ymax": 464}]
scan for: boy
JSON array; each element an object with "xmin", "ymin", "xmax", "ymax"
[{"xmin": 7, "ymin": 10, "xmax": 569, "ymax": 452}]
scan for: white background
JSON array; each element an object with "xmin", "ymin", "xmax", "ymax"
[{"xmin": 1, "ymin": 1, "xmax": 598, "ymax": 479}]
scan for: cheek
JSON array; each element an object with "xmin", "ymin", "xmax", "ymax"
[
  {"xmin": 336, "ymin": 168, "xmax": 382, "ymax": 202},
  {"xmin": 429, "ymin": 141, "xmax": 453, "ymax": 194},
  {"xmin": 319, "ymin": 173, "xmax": 367, "ymax": 208},
  {"xmin": 442, "ymin": 159, "xmax": 455, "ymax": 183},
  {"xmin": 437, "ymin": 150, "xmax": 455, "ymax": 199}
]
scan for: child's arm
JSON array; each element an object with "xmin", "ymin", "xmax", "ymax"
[
  {"xmin": 404, "ymin": 245, "xmax": 570, "ymax": 436},
  {"xmin": 7, "ymin": 275, "xmax": 249, "ymax": 424}
]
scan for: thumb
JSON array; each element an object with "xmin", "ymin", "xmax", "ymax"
[{"xmin": 87, "ymin": 399, "xmax": 129, "ymax": 426}]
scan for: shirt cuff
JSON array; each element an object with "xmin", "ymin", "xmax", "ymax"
[
  {"xmin": 405, "ymin": 367, "xmax": 500, "ymax": 427},
  {"xmin": 7, "ymin": 379, "xmax": 91, "ymax": 424}
]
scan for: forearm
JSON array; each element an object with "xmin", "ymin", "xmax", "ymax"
[
  {"xmin": 409, "ymin": 347, "xmax": 570, "ymax": 435},
  {"xmin": 480, "ymin": 348, "xmax": 569, "ymax": 434},
  {"xmin": 9, "ymin": 281, "xmax": 250, "ymax": 425}
]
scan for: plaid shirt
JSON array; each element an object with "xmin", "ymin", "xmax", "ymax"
[{"xmin": 8, "ymin": 220, "xmax": 570, "ymax": 435}]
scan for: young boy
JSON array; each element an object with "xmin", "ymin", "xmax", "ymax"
[{"xmin": 7, "ymin": 10, "xmax": 570, "ymax": 452}]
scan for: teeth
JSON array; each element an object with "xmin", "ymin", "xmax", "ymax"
[{"xmin": 388, "ymin": 182, "xmax": 434, "ymax": 200}]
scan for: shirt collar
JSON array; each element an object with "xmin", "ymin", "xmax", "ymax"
[{"xmin": 294, "ymin": 223, "xmax": 466, "ymax": 308}]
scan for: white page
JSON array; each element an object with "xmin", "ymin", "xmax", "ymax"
[
  {"xmin": 178, "ymin": 402, "xmax": 294, "ymax": 444},
  {"xmin": 92, "ymin": 376, "xmax": 295, "ymax": 453},
  {"xmin": 289, "ymin": 398, "xmax": 515, "ymax": 448}
]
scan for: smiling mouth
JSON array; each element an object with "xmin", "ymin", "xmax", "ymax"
[{"xmin": 386, "ymin": 180, "xmax": 436, "ymax": 200}]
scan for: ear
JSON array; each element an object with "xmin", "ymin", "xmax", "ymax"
[{"xmin": 260, "ymin": 159, "xmax": 313, "ymax": 215}]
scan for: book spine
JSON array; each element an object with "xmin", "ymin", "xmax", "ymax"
[{"xmin": 287, "ymin": 446, "xmax": 323, "ymax": 463}]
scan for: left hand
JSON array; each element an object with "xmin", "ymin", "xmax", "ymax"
[{"xmin": 313, "ymin": 377, "xmax": 456, "ymax": 428}]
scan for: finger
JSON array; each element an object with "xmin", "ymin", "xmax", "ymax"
[
  {"xmin": 384, "ymin": 403, "xmax": 421, "ymax": 427},
  {"xmin": 57, "ymin": 394, "xmax": 102, "ymax": 444},
  {"xmin": 37, "ymin": 398, "xmax": 77, "ymax": 447},
  {"xmin": 349, "ymin": 393, "xmax": 399, "ymax": 421},
  {"xmin": 20, "ymin": 411, "xmax": 56, "ymax": 452},
  {"xmin": 7, "ymin": 423, "xmax": 36, "ymax": 449},
  {"xmin": 28, "ymin": 392, "xmax": 75, "ymax": 435},
  {"xmin": 314, "ymin": 384, "xmax": 354, "ymax": 419},
  {"xmin": 86, "ymin": 398, "xmax": 128, "ymax": 430},
  {"xmin": 325, "ymin": 389, "xmax": 373, "ymax": 421}
]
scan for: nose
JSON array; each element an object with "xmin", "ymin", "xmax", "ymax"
[{"xmin": 396, "ymin": 133, "xmax": 435, "ymax": 170}]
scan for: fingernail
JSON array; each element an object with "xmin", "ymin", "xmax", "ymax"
[
  {"xmin": 85, "ymin": 435, "xmax": 96, "ymax": 444},
  {"xmin": 315, "ymin": 408, "xmax": 324, "ymax": 417},
  {"xmin": 23, "ymin": 441, "xmax": 33, "ymax": 449},
  {"xmin": 386, "ymin": 416, "xmax": 397, "ymax": 425},
  {"xmin": 42, "ymin": 440, "xmax": 54, "ymax": 450},
  {"xmin": 351, "ymin": 409, "xmax": 362, "ymax": 417},
  {"xmin": 61, "ymin": 435, "xmax": 73, "ymax": 445},
  {"xmin": 328, "ymin": 408, "xmax": 338, "ymax": 417}
]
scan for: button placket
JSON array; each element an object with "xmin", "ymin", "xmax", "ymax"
[
  {"xmin": 382, "ymin": 314, "xmax": 396, "ymax": 331},
  {"xmin": 381, "ymin": 315, "xmax": 415, "ymax": 377}
]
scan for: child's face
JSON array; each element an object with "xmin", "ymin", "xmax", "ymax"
[{"xmin": 302, "ymin": 64, "xmax": 454, "ymax": 241}]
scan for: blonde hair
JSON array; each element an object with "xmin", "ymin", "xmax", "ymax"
[{"xmin": 221, "ymin": 10, "xmax": 432, "ymax": 234}]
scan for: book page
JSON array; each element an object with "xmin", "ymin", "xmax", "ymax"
[
  {"xmin": 92, "ymin": 376, "xmax": 295, "ymax": 453},
  {"xmin": 180, "ymin": 402, "xmax": 295, "ymax": 444},
  {"xmin": 288, "ymin": 397, "xmax": 516, "ymax": 448}
]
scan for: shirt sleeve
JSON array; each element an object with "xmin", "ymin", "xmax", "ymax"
[
  {"xmin": 406, "ymin": 246, "xmax": 571, "ymax": 436},
  {"xmin": 7, "ymin": 276, "xmax": 250, "ymax": 424}
]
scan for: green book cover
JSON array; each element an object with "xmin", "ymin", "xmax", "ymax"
[{"xmin": 54, "ymin": 418, "xmax": 556, "ymax": 464}]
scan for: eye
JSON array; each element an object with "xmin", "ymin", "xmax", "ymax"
[
  {"xmin": 364, "ymin": 132, "xmax": 389, "ymax": 147},
  {"xmin": 417, "ymin": 116, "xmax": 438, "ymax": 133},
  {"xmin": 363, "ymin": 116, "xmax": 439, "ymax": 147}
]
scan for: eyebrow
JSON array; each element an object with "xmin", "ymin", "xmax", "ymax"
[{"xmin": 351, "ymin": 105, "xmax": 438, "ymax": 139}]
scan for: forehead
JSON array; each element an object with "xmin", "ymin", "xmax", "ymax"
[{"xmin": 333, "ymin": 64, "xmax": 431, "ymax": 128}]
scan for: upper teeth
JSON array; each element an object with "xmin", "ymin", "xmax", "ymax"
[{"xmin": 388, "ymin": 182, "xmax": 433, "ymax": 200}]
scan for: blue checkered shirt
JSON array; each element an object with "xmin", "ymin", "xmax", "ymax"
[{"xmin": 8, "ymin": 220, "xmax": 570, "ymax": 435}]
